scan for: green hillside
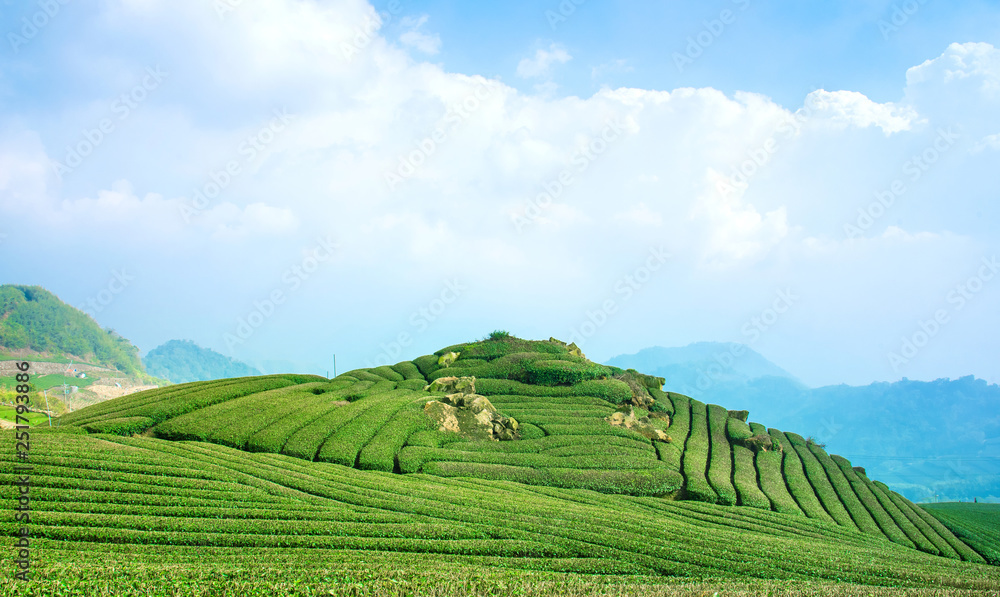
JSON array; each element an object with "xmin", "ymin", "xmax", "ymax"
[
  {"xmin": 0, "ymin": 285, "xmax": 144, "ymax": 375},
  {"xmin": 923, "ymin": 503, "xmax": 1000, "ymax": 565},
  {"xmin": 5, "ymin": 335, "xmax": 999, "ymax": 594},
  {"xmin": 143, "ymin": 339, "xmax": 262, "ymax": 384}
]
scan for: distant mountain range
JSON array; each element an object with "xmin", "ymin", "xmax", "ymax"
[
  {"xmin": 608, "ymin": 342, "xmax": 1000, "ymax": 503},
  {"xmin": 144, "ymin": 340, "xmax": 261, "ymax": 384}
]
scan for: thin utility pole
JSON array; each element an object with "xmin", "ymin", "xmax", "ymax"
[
  {"xmin": 42, "ymin": 389, "xmax": 52, "ymax": 427},
  {"xmin": 333, "ymin": 354, "xmax": 337, "ymax": 378}
]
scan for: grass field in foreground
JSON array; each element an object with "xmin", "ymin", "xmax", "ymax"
[
  {"xmin": 2, "ymin": 433, "xmax": 999, "ymax": 595},
  {"xmin": 4, "ymin": 549, "xmax": 999, "ymax": 597},
  {"xmin": 923, "ymin": 502, "xmax": 1000, "ymax": 565}
]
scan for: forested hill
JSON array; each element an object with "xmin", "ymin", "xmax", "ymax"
[
  {"xmin": 144, "ymin": 339, "xmax": 261, "ymax": 383},
  {"xmin": 0, "ymin": 284, "xmax": 144, "ymax": 374}
]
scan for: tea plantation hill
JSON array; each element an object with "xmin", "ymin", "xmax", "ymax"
[{"xmin": 8, "ymin": 335, "xmax": 1000, "ymax": 594}]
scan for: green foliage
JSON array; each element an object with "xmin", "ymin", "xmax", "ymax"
[
  {"xmin": 649, "ymin": 388, "xmax": 674, "ymax": 416},
  {"xmin": 282, "ymin": 384, "xmax": 400, "ymax": 461},
  {"xmin": 853, "ymin": 464, "xmax": 941, "ymax": 555},
  {"xmin": 411, "ymin": 354, "xmax": 440, "ymax": 378},
  {"xmin": 732, "ymin": 443, "xmax": 771, "ymax": 510},
  {"xmin": 754, "ymin": 450, "xmax": 802, "ymax": 516},
  {"xmin": 3, "ymin": 427, "xmax": 996, "ymax": 592},
  {"xmin": 81, "ymin": 416, "xmax": 152, "ymax": 436},
  {"xmin": 681, "ymin": 400, "xmax": 718, "ymax": 503},
  {"xmin": 71, "ymin": 376, "xmax": 302, "ymax": 437},
  {"xmin": 457, "ymin": 337, "xmax": 567, "ymax": 361},
  {"xmin": 1, "ymin": 373, "xmax": 95, "ymax": 393},
  {"xmin": 706, "ymin": 404, "xmax": 737, "ymax": 506},
  {"xmin": 653, "ymin": 393, "xmax": 689, "ymax": 472},
  {"xmin": 488, "ymin": 330, "xmax": 511, "ymax": 340},
  {"xmin": 316, "ymin": 391, "xmax": 424, "ymax": 467},
  {"xmin": 340, "ymin": 369, "xmax": 386, "ymax": 382},
  {"xmin": 784, "ymin": 432, "xmax": 858, "ymax": 530},
  {"xmin": 420, "ymin": 462, "xmax": 683, "ymax": 496},
  {"xmin": 748, "ymin": 422, "xmax": 800, "ymax": 516},
  {"xmin": 358, "ymin": 409, "xmax": 432, "ymax": 472},
  {"xmin": 396, "ymin": 378, "xmax": 428, "ymax": 391},
  {"xmin": 829, "ymin": 454, "xmax": 915, "ymax": 548},
  {"xmin": 370, "ymin": 365, "xmax": 405, "ymax": 382},
  {"xmin": 143, "ymin": 340, "xmax": 261, "ymax": 383},
  {"xmin": 768, "ymin": 429, "xmax": 833, "ymax": 523},
  {"xmin": 518, "ymin": 423, "xmax": 545, "ymax": 439},
  {"xmin": 0, "ymin": 284, "xmax": 146, "ymax": 375},
  {"xmin": 390, "ymin": 361, "xmax": 423, "ymax": 381},
  {"xmin": 37, "ymin": 334, "xmax": 994, "ymax": 568},
  {"xmin": 804, "ymin": 442, "xmax": 882, "ymax": 536},
  {"xmin": 923, "ymin": 503, "xmax": 1000, "ymax": 565},
  {"xmin": 428, "ymin": 351, "xmax": 614, "ymax": 387},
  {"xmin": 726, "ymin": 416, "xmax": 754, "ymax": 442},
  {"xmin": 243, "ymin": 382, "xmax": 377, "ymax": 454},
  {"xmin": 476, "ymin": 377, "xmax": 630, "ymax": 404}
]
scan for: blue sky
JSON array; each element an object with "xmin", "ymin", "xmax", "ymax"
[{"xmin": 1, "ymin": 0, "xmax": 999, "ymax": 387}]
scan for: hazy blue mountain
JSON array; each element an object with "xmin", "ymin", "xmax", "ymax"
[
  {"xmin": 144, "ymin": 340, "xmax": 261, "ymax": 384},
  {"xmin": 608, "ymin": 344, "xmax": 1000, "ymax": 503},
  {"xmin": 606, "ymin": 342, "xmax": 803, "ymax": 397}
]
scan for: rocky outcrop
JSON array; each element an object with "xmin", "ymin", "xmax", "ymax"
[
  {"xmin": 727, "ymin": 410, "xmax": 750, "ymax": 422},
  {"xmin": 741, "ymin": 434, "xmax": 782, "ymax": 453},
  {"xmin": 548, "ymin": 337, "xmax": 585, "ymax": 359},
  {"xmin": 424, "ymin": 376, "xmax": 475, "ymax": 394},
  {"xmin": 437, "ymin": 352, "xmax": 460, "ymax": 367},
  {"xmin": 423, "ymin": 376, "xmax": 519, "ymax": 441},
  {"xmin": 606, "ymin": 406, "xmax": 671, "ymax": 443}
]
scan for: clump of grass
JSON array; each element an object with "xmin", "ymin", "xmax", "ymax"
[{"xmin": 487, "ymin": 330, "xmax": 512, "ymax": 341}]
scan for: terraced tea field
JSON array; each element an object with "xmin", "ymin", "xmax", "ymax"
[
  {"xmin": 924, "ymin": 502, "xmax": 1000, "ymax": 565},
  {"xmin": 5, "ymin": 336, "xmax": 999, "ymax": 594}
]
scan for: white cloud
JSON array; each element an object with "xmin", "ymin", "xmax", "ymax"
[
  {"xmin": 591, "ymin": 59, "xmax": 633, "ymax": 81},
  {"xmin": 906, "ymin": 42, "xmax": 1000, "ymax": 93},
  {"xmin": 614, "ymin": 202, "xmax": 662, "ymax": 227},
  {"xmin": 516, "ymin": 43, "xmax": 572, "ymax": 79},
  {"xmin": 972, "ymin": 133, "xmax": 1000, "ymax": 153},
  {"xmin": 804, "ymin": 89, "xmax": 919, "ymax": 135},
  {"xmin": 691, "ymin": 172, "xmax": 790, "ymax": 266},
  {"xmin": 2, "ymin": 1, "xmax": 998, "ymax": 386},
  {"xmin": 399, "ymin": 15, "xmax": 441, "ymax": 55}
]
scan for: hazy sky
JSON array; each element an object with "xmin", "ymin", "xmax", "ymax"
[{"xmin": 1, "ymin": 0, "xmax": 998, "ymax": 387}]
